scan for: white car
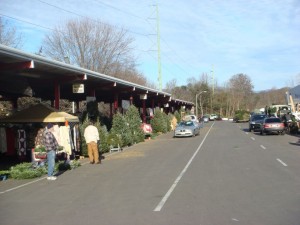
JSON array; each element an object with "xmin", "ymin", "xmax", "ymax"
[
  {"xmin": 174, "ymin": 121, "xmax": 200, "ymax": 137},
  {"xmin": 209, "ymin": 114, "xmax": 218, "ymax": 121}
]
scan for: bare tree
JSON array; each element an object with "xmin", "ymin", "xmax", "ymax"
[
  {"xmin": 0, "ymin": 17, "xmax": 23, "ymax": 48},
  {"xmin": 164, "ymin": 79, "xmax": 177, "ymax": 94},
  {"xmin": 43, "ymin": 18, "xmax": 150, "ymax": 85},
  {"xmin": 228, "ymin": 73, "xmax": 253, "ymax": 111}
]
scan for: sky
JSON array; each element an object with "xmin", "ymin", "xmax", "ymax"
[{"xmin": 1, "ymin": 0, "xmax": 300, "ymax": 91}]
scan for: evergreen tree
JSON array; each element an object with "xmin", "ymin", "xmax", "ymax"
[
  {"xmin": 125, "ymin": 105, "xmax": 145, "ymax": 143},
  {"xmin": 79, "ymin": 117, "xmax": 89, "ymax": 156},
  {"xmin": 110, "ymin": 112, "xmax": 133, "ymax": 147},
  {"xmin": 151, "ymin": 109, "xmax": 168, "ymax": 133},
  {"xmin": 98, "ymin": 125, "xmax": 110, "ymax": 153}
]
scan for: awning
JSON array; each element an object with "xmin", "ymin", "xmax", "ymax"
[{"xmin": 0, "ymin": 103, "xmax": 79, "ymax": 123}]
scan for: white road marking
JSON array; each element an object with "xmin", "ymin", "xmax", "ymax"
[
  {"xmin": 251, "ymin": 137, "xmax": 255, "ymax": 140},
  {"xmin": 0, "ymin": 149, "xmax": 127, "ymax": 195},
  {"xmin": 0, "ymin": 177, "xmax": 46, "ymax": 195},
  {"xmin": 260, "ymin": 145, "xmax": 266, "ymax": 149},
  {"xmin": 232, "ymin": 218, "xmax": 239, "ymax": 222},
  {"xmin": 154, "ymin": 122, "xmax": 214, "ymax": 212},
  {"xmin": 245, "ymin": 132, "xmax": 249, "ymax": 135},
  {"xmin": 277, "ymin": 158, "xmax": 288, "ymax": 167}
]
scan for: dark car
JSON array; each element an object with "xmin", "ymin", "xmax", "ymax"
[
  {"xmin": 249, "ymin": 114, "xmax": 266, "ymax": 132},
  {"xmin": 260, "ymin": 117, "xmax": 285, "ymax": 135}
]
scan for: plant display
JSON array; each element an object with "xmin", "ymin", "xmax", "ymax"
[
  {"xmin": 34, "ymin": 145, "xmax": 46, "ymax": 153},
  {"xmin": 56, "ymin": 160, "xmax": 81, "ymax": 171},
  {"xmin": 5, "ymin": 159, "xmax": 81, "ymax": 180},
  {"xmin": 10, "ymin": 163, "xmax": 47, "ymax": 179}
]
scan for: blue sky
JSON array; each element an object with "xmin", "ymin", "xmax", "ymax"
[{"xmin": 1, "ymin": 0, "xmax": 300, "ymax": 91}]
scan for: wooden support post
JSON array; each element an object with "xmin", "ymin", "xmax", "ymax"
[
  {"xmin": 142, "ymin": 99, "xmax": 146, "ymax": 123},
  {"xmin": 114, "ymin": 93, "xmax": 119, "ymax": 113},
  {"xmin": 54, "ymin": 81, "xmax": 60, "ymax": 110}
]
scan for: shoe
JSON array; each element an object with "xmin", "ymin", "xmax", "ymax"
[
  {"xmin": 47, "ymin": 176, "xmax": 57, "ymax": 180},
  {"xmin": 95, "ymin": 162, "xmax": 101, "ymax": 164},
  {"xmin": 90, "ymin": 162, "xmax": 94, "ymax": 164}
]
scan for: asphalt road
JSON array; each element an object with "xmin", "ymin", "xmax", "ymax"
[{"xmin": 1, "ymin": 121, "xmax": 300, "ymax": 225}]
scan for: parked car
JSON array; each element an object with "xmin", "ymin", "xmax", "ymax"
[
  {"xmin": 174, "ymin": 121, "xmax": 200, "ymax": 137},
  {"xmin": 200, "ymin": 115, "xmax": 209, "ymax": 123},
  {"xmin": 260, "ymin": 117, "xmax": 285, "ymax": 135},
  {"xmin": 209, "ymin": 114, "xmax": 218, "ymax": 121},
  {"xmin": 249, "ymin": 114, "xmax": 266, "ymax": 132}
]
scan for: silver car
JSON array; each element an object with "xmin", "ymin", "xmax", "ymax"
[{"xmin": 174, "ymin": 121, "xmax": 200, "ymax": 137}]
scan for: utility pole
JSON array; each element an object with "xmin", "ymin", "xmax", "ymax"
[
  {"xmin": 156, "ymin": 4, "xmax": 162, "ymax": 91},
  {"xmin": 210, "ymin": 65, "xmax": 214, "ymax": 113},
  {"xmin": 211, "ymin": 64, "xmax": 214, "ymax": 95}
]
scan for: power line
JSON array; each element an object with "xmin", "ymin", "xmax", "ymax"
[
  {"xmin": 37, "ymin": 1, "xmax": 196, "ymax": 81},
  {"xmin": 0, "ymin": 13, "xmax": 56, "ymax": 32},
  {"xmin": 37, "ymin": 0, "xmax": 149, "ymax": 36},
  {"xmin": 93, "ymin": 0, "xmax": 146, "ymax": 20}
]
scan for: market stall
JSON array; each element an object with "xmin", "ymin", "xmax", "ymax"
[{"xmin": 0, "ymin": 103, "xmax": 80, "ymax": 162}]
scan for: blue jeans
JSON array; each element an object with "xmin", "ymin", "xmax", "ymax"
[{"xmin": 47, "ymin": 150, "xmax": 56, "ymax": 177}]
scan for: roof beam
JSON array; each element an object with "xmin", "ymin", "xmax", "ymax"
[{"xmin": 0, "ymin": 60, "xmax": 34, "ymax": 71}]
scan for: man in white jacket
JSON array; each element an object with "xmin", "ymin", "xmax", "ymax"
[{"xmin": 84, "ymin": 121, "xmax": 100, "ymax": 164}]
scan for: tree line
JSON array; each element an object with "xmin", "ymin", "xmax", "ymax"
[{"xmin": 164, "ymin": 73, "xmax": 289, "ymax": 118}]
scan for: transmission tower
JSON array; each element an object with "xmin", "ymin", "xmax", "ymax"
[{"xmin": 156, "ymin": 5, "xmax": 162, "ymax": 91}]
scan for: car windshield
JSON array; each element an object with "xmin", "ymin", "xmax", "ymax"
[
  {"xmin": 180, "ymin": 121, "xmax": 194, "ymax": 126},
  {"xmin": 265, "ymin": 118, "xmax": 281, "ymax": 123},
  {"xmin": 252, "ymin": 115, "xmax": 266, "ymax": 120}
]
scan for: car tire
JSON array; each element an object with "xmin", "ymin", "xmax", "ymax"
[
  {"xmin": 280, "ymin": 131, "xmax": 285, "ymax": 135},
  {"xmin": 249, "ymin": 128, "xmax": 252, "ymax": 132}
]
